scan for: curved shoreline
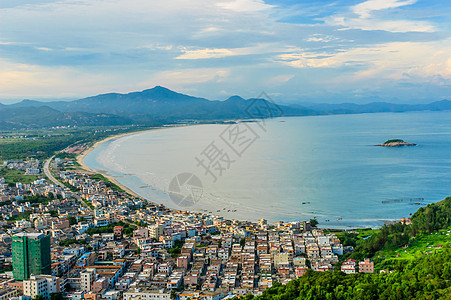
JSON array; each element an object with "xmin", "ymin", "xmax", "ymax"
[
  {"xmin": 76, "ymin": 125, "xmax": 397, "ymax": 229},
  {"xmin": 76, "ymin": 127, "xmax": 166, "ymax": 200},
  {"xmin": 73, "ymin": 113, "xmax": 450, "ymax": 229},
  {"xmin": 75, "ymin": 122, "xmax": 239, "ymax": 210}
]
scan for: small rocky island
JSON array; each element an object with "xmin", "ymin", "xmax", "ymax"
[{"xmin": 377, "ymin": 139, "xmax": 416, "ymax": 147}]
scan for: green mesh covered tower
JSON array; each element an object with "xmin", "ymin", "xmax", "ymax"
[{"xmin": 12, "ymin": 233, "xmax": 51, "ymax": 280}]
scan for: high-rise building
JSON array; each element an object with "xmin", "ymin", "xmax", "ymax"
[{"xmin": 12, "ymin": 233, "xmax": 51, "ymax": 280}]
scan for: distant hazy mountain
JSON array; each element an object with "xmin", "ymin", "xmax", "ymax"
[
  {"xmin": 3, "ymin": 86, "xmax": 315, "ymax": 125},
  {"xmin": 1, "ymin": 86, "xmax": 450, "ymax": 130},
  {"xmin": 301, "ymin": 100, "xmax": 451, "ymax": 114}
]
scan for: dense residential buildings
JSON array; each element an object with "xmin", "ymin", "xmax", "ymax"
[{"xmin": 0, "ymin": 157, "xmax": 376, "ymax": 300}]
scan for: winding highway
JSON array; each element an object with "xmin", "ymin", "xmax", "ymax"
[
  {"xmin": 43, "ymin": 155, "xmax": 92, "ymax": 212},
  {"xmin": 43, "ymin": 155, "xmax": 139, "ymax": 228}
]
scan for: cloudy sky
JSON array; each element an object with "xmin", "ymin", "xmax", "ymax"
[{"xmin": 0, "ymin": 0, "xmax": 450, "ymax": 104}]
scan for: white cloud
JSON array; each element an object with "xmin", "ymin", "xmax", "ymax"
[
  {"xmin": 175, "ymin": 44, "xmax": 286, "ymax": 60},
  {"xmin": 331, "ymin": 17, "xmax": 434, "ymax": 33},
  {"xmin": 0, "ymin": 41, "xmax": 18, "ymax": 45},
  {"xmin": 35, "ymin": 47, "xmax": 52, "ymax": 51},
  {"xmin": 0, "ymin": 0, "xmax": 449, "ymax": 102},
  {"xmin": 176, "ymin": 48, "xmax": 236, "ymax": 59},
  {"xmin": 142, "ymin": 44, "xmax": 174, "ymax": 51},
  {"xmin": 305, "ymin": 34, "xmax": 343, "ymax": 43},
  {"xmin": 196, "ymin": 27, "xmax": 223, "ymax": 36},
  {"xmin": 143, "ymin": 68, "xmax": 231, "ymax": 89},
  {"xmin": 327, "ymin": 0, "xmax": 435, "ymax": 32},
  {"xmin": 276, "ymin": 39, "xmax": 451, "ymax": 83},
  {"xmin": 0, "ymin": 58, "xmax": 144, "ymax": 99},
  {"xmin": 64, "ymin": 47, "xmax": 88, "ymax": 51},
  {"xmin": 217, "ymin": 0, "xmax": 274, "ymax": 13},
  {"xmin": 352, "ymin": 0, "xmax": 417, "ymax": 18},
  {"xmin": 267, "ymin": 74, "xmax": 294, "ymax": 86}
]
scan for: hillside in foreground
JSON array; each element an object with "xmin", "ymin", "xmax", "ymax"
[{"xmin": 240, "ymin": 197, "xmax": 451, "ymax": 300}]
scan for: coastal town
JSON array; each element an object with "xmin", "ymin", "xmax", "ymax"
[
  {"xmin": 1, "ymin": 0, "xmax": 450, "ymax": 296},
  {"xmin": 0, "ymin": 153, "xmax": 375, "ymax": 300}
]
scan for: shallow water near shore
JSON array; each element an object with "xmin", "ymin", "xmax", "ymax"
[{"xmin": 84, "ymin": 111, "xmax": 451, "ymax": 228}]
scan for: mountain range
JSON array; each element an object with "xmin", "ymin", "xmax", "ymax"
[{"xmin": 0, "ymin": 86, "xmax": 450, "ymax": 130}]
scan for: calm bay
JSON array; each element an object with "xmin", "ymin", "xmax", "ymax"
[{"xmin": 84, "ymin": 111, "xmax": 451, "ymax": 228}]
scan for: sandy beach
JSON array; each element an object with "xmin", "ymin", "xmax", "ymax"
[{"xmin": 76, "ymin": 127, "xmax": 165, "ymax": 200}]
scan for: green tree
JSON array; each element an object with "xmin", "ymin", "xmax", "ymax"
[
  {"xmin": 310, "ymin": 217, "xmax": 318, "ymax": 227},
  {"xmin": 68, "ymin": 216, "xmax": 77, "ymax": 225},
  {"xmin": 50, "ymin": 293, "xmax": 63, "ymax": 300}
]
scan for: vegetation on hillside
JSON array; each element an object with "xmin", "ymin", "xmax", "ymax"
[
  {"xmin": 252, "ymin": 246, "xmax": 450, "ymax": 299},
  {"xmin": 346, "ymin": 197, "xmax": 451, "ymax": 262},
  {"xmin": 0, "ymin": 106, "xmax": 132, "ymax": 130},
  {"xmin": 240, "ymin": 197, "xmax": 451, "ymax": 300},
  {"xmin": 383, "ymin": 139, "xmax": 405, "ymax": 144}
]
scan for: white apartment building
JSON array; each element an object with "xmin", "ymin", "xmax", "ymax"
[
  {"xmin": 23, "ymin": 275, "xmax": 59, "ymax": 300},
  {"xmin": 80, "ymin": 268, "xmax": 96, "ymax": 292}
]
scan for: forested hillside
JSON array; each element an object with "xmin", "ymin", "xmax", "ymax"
[
  {"xmin": 256, "ymin": 248, "xmax": 450, "ymax": 299},
  {"xmin": 240, "ymin": 197, "xmax": 451, "ymax": 300}
]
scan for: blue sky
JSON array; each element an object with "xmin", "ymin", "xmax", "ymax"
[{"xmin": 0, "ymin": 0, "xmax": 450, "ymax": 104}]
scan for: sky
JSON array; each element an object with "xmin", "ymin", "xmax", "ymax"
[{"xmin": 0, "ymin": 0, "xmax": 450, "ymax": 104}]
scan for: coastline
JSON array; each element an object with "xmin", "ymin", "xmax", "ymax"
[
  {"xmin": 76, "ymin": 127, "xmax": 166, "ymax": 200},
  {"xmin": 75, "ymin": 121, "xmax": 247, "ymax": 215},
  {"xmin": 72, "ymin": 113, "xmax": 450, "ymax": 229},
  {"xmin": 75, "ymin": 133, "xmax": 420, "ymax": 229},
  {"xmin": 75, "ymin": 127, "xmax": 392, "ymax": 229}
]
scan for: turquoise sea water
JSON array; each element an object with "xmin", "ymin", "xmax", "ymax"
[{"xmin": 84, "ymin": 111, "xmax": 451, "ymax": 228}]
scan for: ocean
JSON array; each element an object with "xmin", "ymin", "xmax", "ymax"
[{"xmin": 84, "ymin": 111, "xmax": 451, "ymax": 228}]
